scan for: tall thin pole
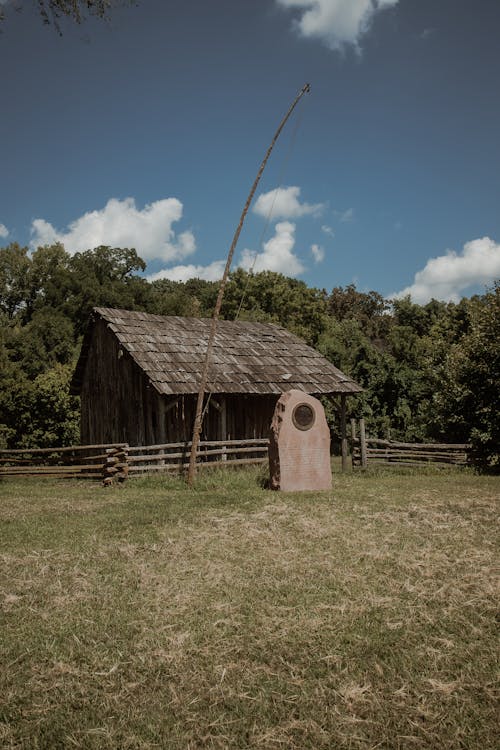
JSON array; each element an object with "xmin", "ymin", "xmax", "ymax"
[{"xmin": 187, "ymin": 83, "xmax": 311, "ymax": 486}]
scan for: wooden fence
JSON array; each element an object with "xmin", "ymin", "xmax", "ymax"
[
  {"xmin": 0, "ymin": 439, "xmax": 269, "ymax": 482},
  {"xmin": 0, "ymin": 444, "xmax": 129, "ymax": 482},
  {"xmin": 350, "ymin": 419, "xmax": 471, "ymax": 469},
  {"xmin": 127, "ymin": 438, "xmax": 269, "ymax": 475}
]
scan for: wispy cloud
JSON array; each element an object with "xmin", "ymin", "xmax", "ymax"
[
  {"xmin": 392, "ymin": 237, "xmax": 500, "ymax": 304},
  {"xmin": 419, "ymin": 27, "xmax": 436, "ymax": 40},
  {"xmin": 253, "ymin": 185, "xmax": 323, "ymax": 220},
  {"xmin": 321, "ymin": 224, "xmax": 335, "ymax": 237},
  {"xmin": 275, "ymin": 0, "xmax": 399, "ymax": 51},
  {"xmin": 30, "ymin": 197, "xmax": 196, "ymax": 263},
  {"xmin": 334, "ymin": 207, "xmax": 354, "ymax": 222},
  {"xmin": 311, "ymin": 243, "xmax": 325, "ymax": 263},
  {"xmin": 0, "ymin": 223, "xmax": 9, "ymax": 239}
]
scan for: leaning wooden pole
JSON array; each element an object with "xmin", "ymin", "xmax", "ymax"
[{"xmin": 187, "ymin": 83, "xmax": 311, "ymax": 486}]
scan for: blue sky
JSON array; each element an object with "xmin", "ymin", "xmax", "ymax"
[{"xmin": 1, "ymin": 0, "xmax": 499, "ymax": 303}]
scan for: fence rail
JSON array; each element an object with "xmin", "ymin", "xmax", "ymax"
[
  {"xmin": 1, "ymin": 429, "xmax": 471, "ymax": 481},
  {"xmin": 0, "ymin": 439, "xmax": 269, "ymax": 482},
  {"xmin": 0, "ymin": 444, "xmax": 129, "ymax": 482},
  {"xmin": 350, "ymin": 421, "xmax": 471, "ymax": 469},
  {"xmin": 127, "ymin": 439, "xmax": 269, "ymax": 475}
]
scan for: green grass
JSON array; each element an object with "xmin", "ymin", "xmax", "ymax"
[{"xmin": 1, "ymin": 467, "xmax": 498, "ymax": 749}]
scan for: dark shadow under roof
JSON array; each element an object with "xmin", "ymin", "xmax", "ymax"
[{"xmin": 71, "ymin": 307, "xmax": 362, "ymax": 397}]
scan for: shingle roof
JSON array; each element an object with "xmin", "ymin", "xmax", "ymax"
[{"xmin": 71, "ymin": 307, "xmax": 362, "ymax": 396}]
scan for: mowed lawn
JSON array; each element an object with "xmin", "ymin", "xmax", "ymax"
[{"xmin": 0, "ymin": 468, "xmax": 498, "ymax": 749}]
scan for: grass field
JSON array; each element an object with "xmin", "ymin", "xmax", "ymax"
[{"xmin": 1, "ymin": 467, "xmax": 498, "ymax": 749}]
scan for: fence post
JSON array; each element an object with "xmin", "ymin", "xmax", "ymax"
[
  {"xmin": 359, "ymin": 418, "xmax": 367, "ymax": 469},
  {"xmin": 103, "ymin": 447, "xmax": 117, "ymax": 485},
  {"xmin": 340, "ymin": 395, "xmax": 348, "ymax": 472},
  {"xmin": 116, "ymin": 444, "xmax": 129, "ymax": 482},
  {"xmin": 350, "ymin": 418, "xmax": 357, "ymax": 441},
  {"xmin": 350, "ymin": 418, "xmax": 357, "ymax": 469}
]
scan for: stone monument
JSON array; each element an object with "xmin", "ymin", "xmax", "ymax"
[{"xmin": 268, "ymin": 389, "xmax": 332, "ymax": 491}]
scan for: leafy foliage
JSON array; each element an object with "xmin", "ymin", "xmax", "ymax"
[
  {"xmin": 0, "ymin": 239, "xmax": 498, "ymax": 468},
  {"xmin": 426, "ymin": 285, "xmax": 500, "ymax": 468},
  {"xmin": 1, "ymin": 1, "xmax": 137, "ymax": 32},
  {"xmin": 222, "ymin": 269, "xmax": 327, "ymax": 345}
]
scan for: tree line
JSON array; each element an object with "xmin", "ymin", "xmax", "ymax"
[{"xmin": 1, "ymin": 242, "xmax": 498, "ymax": 469}]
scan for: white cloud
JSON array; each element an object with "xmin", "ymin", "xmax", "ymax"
[
  {"xmin": 321, "ymin": 224, "xmax": 335, "ymax": 237},
  {"xmin": 0, "ymin": 223, "xmax": 9, "ymax": 239},
  {"xmin": 253, "ymin": 186, "xmax": 323, "ymax": 220},
  {"xmin": 147, "ymin": 260, "xmax": 226, "ymax": 283},
  {"xmin": 393, "ymin": 237, "xmax": 500, "ymax": 304},
  {"xmin": 310, "ymin": 244, "xmax": 325, "ymax": 263},
  {"xmin": 239, "ymin": 221, "xmax": 305, "ymax": 276},
  {"xmin": 150, "ymin": 221, "xmax": 307, "ymax": 282},
  {"xmin": 276, "ymin": 0, "xmax": 399, "ymax": 51},
  {"xmin": 334, "ymin": 207, "xmax": 354, "ymax": 222},
  {"xmin": 30, "ymin": 197, "xmax": 196, "ymax": 263}
]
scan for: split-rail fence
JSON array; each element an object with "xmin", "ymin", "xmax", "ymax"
[
  {"xmin": 127, "ymin": 438, "xmax": 268, "ymax": 475},
  {"xmin": 0, "ymin": 439, "xmax": 268, "ymax": 483},
  {"xmin": 0, "ymin": 428, "xmax": 472, "ymax": 482},
  {"xmin": 0, "ymin": 444, "xmax": 129, "ymax": 483},
  {"xmin": 350, "ymin": 418, "xmax": 471, "ymax": 469}
]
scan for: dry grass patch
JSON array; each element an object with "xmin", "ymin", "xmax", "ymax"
[{"xmin": 0, "ymin": 469, "xmax": 498, "ymax": 748}]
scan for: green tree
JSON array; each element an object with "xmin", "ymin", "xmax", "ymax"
[
  {"xmin": 0, "ymin": 322, "xmax": 24, "ymax": 447},
  {"xmin": 66, "ymin": 245, "xmax": 149, "ymax": 333},
  {"xmin": 221, "ymin": 269, "xmax": 328, "ymax": 345},
  {"xmin": 5, "ymin": 308, "xmax": 75, "ymax": 379},
  {"xmin": 149, "ymin": 278, "xmax": 217, "ymax": 318},
  {"xmin": 329, "ymin": 284, "xmax": 391, "ymax": 340},
  {"xmin": 27, "ymin": 364, "xmax": 80, "ymax": 448},
  {"xmin": 26, "ymin": 243, "xmax": 73, "ymax": 319},
  {"xmin": 1, "ymin": 1, "xmax": 137, "ymax": 30},
  {"xmin": 0, "ymin": 358, "xmax": 79, "ymax": 449},
  {"xmin": 429, "ymin": 285, "xmax": 499, "ymax": 468},
  {"xmin": 0, "ymin": 243, "xmax": 31, "ymax": 320}
]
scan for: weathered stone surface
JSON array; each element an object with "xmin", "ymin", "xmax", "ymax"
[{"xmin": 268, "ymin": 389, "xmax": 332, "ymax": 491}]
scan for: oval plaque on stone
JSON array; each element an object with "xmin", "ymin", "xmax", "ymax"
[{"xmin": 292, "ymin": 403, "xmax": 315, "ymax": 431}]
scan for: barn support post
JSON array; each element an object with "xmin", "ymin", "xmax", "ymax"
[
  {"xmin": 340, "ymin": 395, "xmax": 348, "ymax": 472},
  {"xmin": 220, "ymin": 396, "xmax": 227, "ymax": 461},
  {"xmin": 158, "ymin": 398, "xmax": 166, "ymax": 466}
]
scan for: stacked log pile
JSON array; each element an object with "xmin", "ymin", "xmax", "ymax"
[{"xmin": 103, "ymin": 445, "xmax": 129, "ymax": 485}]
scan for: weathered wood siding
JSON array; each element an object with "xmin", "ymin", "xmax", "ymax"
[
  {"xmin": 80, "ymin": 321, "xmax": 279, "ymax": 445},
  {"xmin": 80, "ymin": 319, "xmax": 154, "ymax": 445}
]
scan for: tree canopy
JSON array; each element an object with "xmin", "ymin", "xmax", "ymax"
[{"xmin": 1, "ymin": 240, "xmax": 498, "ymax": 469}]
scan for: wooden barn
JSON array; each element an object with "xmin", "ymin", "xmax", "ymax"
[{"xmin": 70, "ymin": 307, "xmax": 362, "ymax": 446}]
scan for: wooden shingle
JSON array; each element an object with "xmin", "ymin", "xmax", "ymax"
[{"xmin": 71, "ymin": 307, "xmax": 362, "ymax": 397}]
